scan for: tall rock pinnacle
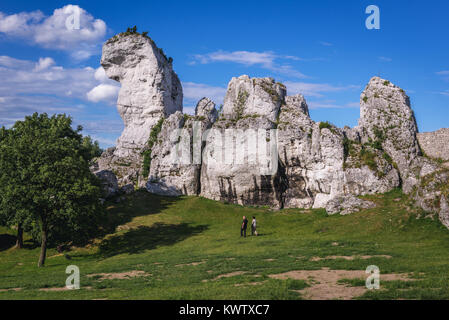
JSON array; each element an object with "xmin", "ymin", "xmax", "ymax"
[
  {"xmin": 358, "ymin": 76, "xmax": 421, "ymax": 193},
  {"xmin": 101, "ymin": 32, "xmax": 183, "ymax": 159}
]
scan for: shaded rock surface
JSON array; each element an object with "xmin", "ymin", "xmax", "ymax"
[{"xmin": 146, "ymin": 98, "xmax": 217, "ymax": 196}]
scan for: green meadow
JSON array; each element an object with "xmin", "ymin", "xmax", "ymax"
[{"xmin": 1, "ymin": 189, "xmax": 449, "ymax": 300}]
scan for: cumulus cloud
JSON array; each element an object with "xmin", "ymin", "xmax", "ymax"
[
  {"xmin": 87, "ymin": 83, "xmax": 120, "ymax": 103},
  {"xmin": 0, "ymin": 55, "xmax": 120, "ymax": 127},
  {"xmin": 182, "ymin": 82, "xmax": 227, "ymax": 104},
  {"xmin": 33, "ymin": 57, "xmax": 55, "ymax": 71},
  {"xmin": 284, "ymin": 81, "xmax": 360, "ymax": 98},
  {"xmin": 191, "ymin": 50, "xmax": 307, "ymax": 78},
  {"xmin": 86, "ymin": 66, "xmax": 120, "ymax": 104},
  {"xmin": 0, "ymin": 5, "xmax": 106, "ymax": 60}
]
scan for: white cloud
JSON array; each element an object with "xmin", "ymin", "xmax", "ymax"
[
  {"xmin": 379, "ymin": 56, "xmax": 392, "ymax": 62},
  {"xmin": 94, "ymin": 66, "xmax": 109, "ymax": 82},
  {"xmin": 436, "ymin": 71, "xmax": 449, "ymax": 82},
  {"xmin": 284, "ymin": 81, "xmax": 360, "ymax": 97},
  {"xmin": 191, "ymin": 50, "xmax": 307, "ymax": 78},
  {"xmin": 87, "ymin": 84, "xmax": 120, "ymax": 103},
  {"xmin": 86, "ymin": 66, "xmax": 120, "ymax": 104},
  {"xmin": 319, "ymin": 41, "xmax": 333, "ymax": 47},
  {"xmin": 308, "ymin": 101, "xmax": 360, "ymax": 109},
  {"xmin": 0, "ymin": 55, "xmax": 121, "ymax": 128},
  {"xmin": 182, "ymin": 82, "xmax": 227, "ymax": 104},
  {"xmin": 0, "ymin": 5, "xmax": 106, "ymax": 60},
  {"xmin": 183, "ymin": 106, "xmax": 196, "ymax": 115},
  {"xmin": 33, "ymin": 57, "xmax": 55, "ymax": 71}
]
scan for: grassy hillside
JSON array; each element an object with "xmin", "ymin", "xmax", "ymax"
[{"xmin": 1, "ymin": 189, "xmax": 449, "ymax": 300}]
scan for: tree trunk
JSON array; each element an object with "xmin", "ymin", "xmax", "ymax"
[
  {"xmin": 15, "ymin": 224, "xmax": 23, "ymax": 249},
  {"xmin": 38, "ymin": 223, "xmax": 48, "ymax": 267}
]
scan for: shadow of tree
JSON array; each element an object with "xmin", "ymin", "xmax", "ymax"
[
  {"xmin": 98, "ymin": 222, "xmax": 208, "ymax": 257},
  {"xmin": 0, "ymin": 234, "xmax": 16, "ymax": 251},
  {"xmin": 101, "ymin": 190, "xmax": 182, "ymax": 235}
]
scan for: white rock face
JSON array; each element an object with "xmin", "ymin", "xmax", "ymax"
[
  {"xmin": 222, "ymin": 75, "xmax": 286, "ymax": 123},
  {"xmin": 357, "ymin": 76, "xmax": 421, "ymax": 193},
  {"xmin": 146, "ymin": 99, "xmax": 218, "ymax": 196},
  {"xmin": 200, "ymin": 76, "xmax": 287, "ymax": 208},
  {"xmin": 277, "ymin": 93, "xmax": 399, "ymax": 210},
  {"xmin": 101, "ymin": 33, "xmax": 182, "ymax": 159}
]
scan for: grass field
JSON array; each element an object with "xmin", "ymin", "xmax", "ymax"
[{"xmin": 1, "ymin": 188, "xmax": 449, "ymax": 300}]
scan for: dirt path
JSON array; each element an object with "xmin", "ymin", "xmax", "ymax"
[{"xmin": 270, "ymin": 267, "xmax": 412, "ymax": 300}]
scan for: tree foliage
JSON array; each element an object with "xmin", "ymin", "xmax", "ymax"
[{"xmin": 0, "ymin": 113, "xmax": 104, "ymax": 266}]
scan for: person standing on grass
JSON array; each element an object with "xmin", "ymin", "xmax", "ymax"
[
  {"xmin": 251, "ymin": 216, "xmax": 257, "ymax": 236},
  {"xmin": 241, "ymin": 216, "xmax": 248, "ymax": 237}
]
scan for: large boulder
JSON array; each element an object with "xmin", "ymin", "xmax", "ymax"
[{"xmin": 95, "ymin": 170, "xmax": 119, "ymax": 198}]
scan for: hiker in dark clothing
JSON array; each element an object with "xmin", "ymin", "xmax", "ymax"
[{"xmin": 241, "ymin": 216, "xmax": 248, "ymax": 237}]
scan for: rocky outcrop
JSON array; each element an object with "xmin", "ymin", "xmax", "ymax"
[
  {"xmin": 277, "ymin": 91, "xmax": 400, "ymax": 210},
  {"xmin": 95, "ymin": 170, "xmax": 119, "ymax": 198},
  {"xmin": 101, "ymin": 33, "xmax": 182, "ymax": 159},
  {"xmin": 357, "ymin": 77, "xmax": 421, "ymax": 193},
  {"xmin": 95, "ymin": 32, "xmax": 183, "ymax": 189},
  {"xmin": 199, "ymin": 76, "xmax": 287, "ymax": 208},
  {"xmin": 418, "ymin": 128, "xmax": 449, "ymax": 162},
  {"xmin": 93, "ymin": 32, "xmax": 449, "ymax": 229},
  {"xmin": 325, "ymin": 195, "xmax": 376, "ymax": 215},
  {"xmin": 146, "ymin": 98, "xmax": 217, "ymax": 196}
]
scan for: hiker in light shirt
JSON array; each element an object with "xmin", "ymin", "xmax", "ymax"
[{"xmin": 251, "ymin": 216, "xmax": 257, "ymax": 236}]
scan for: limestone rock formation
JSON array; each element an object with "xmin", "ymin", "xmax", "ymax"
[
  {"xmin": 146, "ymin": 98, "xmax": 217, "ymax": 196},
  {"xmin": 101, "ymin": 33, "xmax": 182, "ymax": 159},
  {"xmin": 95, "ymin": 32, "xmax": 183, "ymax": 189},
  {"xmin": 222, "ymin": 75, "xmax": 286, "ymax": 123},
  {"xmin": 95, "ymin": 170, "xmax": 119, "ymax": 198},
  {"xmin": 277, "ymin": 92, "xmax": 400, "ymax": 210},
  {"xmin": 418, "ymin": 128, "xmax": 449, "ymax": 164},
  {"xmin": 325, "ymin": 195, "xmax": 376, "ymax": 215},
  {"xmin": 93, "ymin": 32, "xmax": 449, "ymax": 229},
  {"xmin": 199, "ymin": 77, "xmax": 287, "ymax": 208},
  {"xmin": 357, "ymin": 77, "xmax": 421, "ymax": 193}
]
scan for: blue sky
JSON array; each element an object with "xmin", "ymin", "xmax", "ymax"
[{"xmin": 0, "ymin": 0, "xmax": 448, "ymax": 147}]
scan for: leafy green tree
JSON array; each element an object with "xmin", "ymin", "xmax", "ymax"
[
  {"xmin": 0, "ymin": 113, "xmax": 104, "ymax": 267},
  {"xmin": 81, "ymin": 135, "xmax": 103, "ymax": 163}
]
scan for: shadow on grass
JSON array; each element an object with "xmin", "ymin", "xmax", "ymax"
[
  {"xmin": 0, "ymin": 234, "xmax": 16, "ymax": 251},
  {"xmin": 101, "ymin": 191, "xmax": 182, "ymax": 235},
  {"xmin": 98, "ymin": 222, "xmax": 208, "ymax": 257}
]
